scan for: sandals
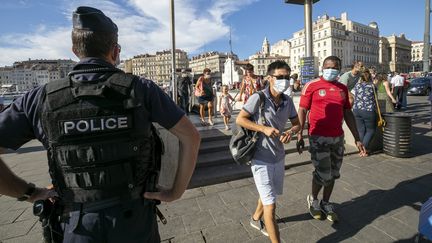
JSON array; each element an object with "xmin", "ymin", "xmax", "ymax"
[{"xmin": 200, "ymin": 119, "xmax": 208, "ymax": 126}]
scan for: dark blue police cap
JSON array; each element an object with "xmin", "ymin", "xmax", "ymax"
[{"xmin": 73, "ymin": 6, "xmax": 118, "ymax": 33}]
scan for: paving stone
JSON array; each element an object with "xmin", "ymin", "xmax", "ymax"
[
  {"xmin": 228, "ymin": 178, "xmax": 253, "ymax": 188},
  {"xmin": 219, "ymin": 187, "xmax": 256, "ymax": 205},
  {"xmin": 202, "ymin": 183, "xmax": 232, "ymax": 195},
  {"xmin": 275, "ymin": 199, "xmax": 311, "ymax": 229},
  {"xmin": 202, "ymin": 222, "xmax": 251, "ymax": 243},
  {"xmin": 182, "ymin": 211, "xmax": 215, "ymax": 233},
  {"xmin": 279, "ymin": 220, "xmax": 325, "ymax": 242},
  {"xmin": 2, "ymin": 233, "xmax": 45, "ymax": 243},
  {"xmin": 209, "ymin": 203, "xmax": 249, "ymax": 224},
  {"xmin": 391, "ymin": 205, "xmax": 421, "ymax": 231},
  {"xmin": 158, "ymin": 198, "xmax": 201, "ymax": 219},
  {"xmin": 159, "ymin": 216, "xmax": 187, "ymax": 241},
  {"xmin": 15, "ymin": 208, "xmax": 35, "ymax": 222},
  {"xmin": 0, "ymin": 219, "xmax": 37, "ymax": 240},
  {"xmin": 352, "ymin": 225, "xmax": 396, "ymax": 242},
  {"xmin": 0, "ymin": 209, "xmax": 25, "ymax": 225},
  {"xmin": 196, "ymin": 194, "xmax": 225, "ymax": 211},
  {"xmin": 180, "ymin": 188, "xmax": 204, "ymax": 200},
  {"xmin": 170, "ymin": 231, "xmax": 205, "ymax": 243},
  {"xmin": 372, "ymin": 216, "xmax": 417, "ymax": 240},
  {"xmin": 245, "ymin": 235, "xmax": 271, "ymax": 243}
]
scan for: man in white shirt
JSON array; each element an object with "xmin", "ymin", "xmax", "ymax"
[{"xmin": 390, "ymin": 72, "xmax": 404, "ymax": 110}]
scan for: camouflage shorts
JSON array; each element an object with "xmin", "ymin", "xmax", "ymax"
[{"xmin": 309, "ymin": 135, "xmax": 345, "ymax": 186}]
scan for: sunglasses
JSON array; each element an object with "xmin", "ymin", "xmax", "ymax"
[{"xmin": 271, "ymin": 75, "xmax": 290, "ymax": 80}]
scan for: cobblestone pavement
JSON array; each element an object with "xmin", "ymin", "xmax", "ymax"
[{"xmin": 0, "ymin": 96, "xmax": 431, "ymax": 243}]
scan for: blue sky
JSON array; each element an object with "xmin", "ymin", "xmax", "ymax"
[{"xmin": 0, "ymin": 0, "xmax": 428, "ymax": 66}]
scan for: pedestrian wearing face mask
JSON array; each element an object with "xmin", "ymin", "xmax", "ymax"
[
  {"xmin": 236, "ymin": 61, "xmax": 300, "ymax": 243},
  {"xmin": 297, "ymin": 56, "xmax": 366, "ymax": 223}
]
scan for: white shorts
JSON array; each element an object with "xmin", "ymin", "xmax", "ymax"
[{"xmin": 251, "ymin": 159, "xmax": 285, "ymax": 206}]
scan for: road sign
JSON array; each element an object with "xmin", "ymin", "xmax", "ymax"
[{"xmin": 300, "ymin": 56, "xmax": 318, "ymax": 84}]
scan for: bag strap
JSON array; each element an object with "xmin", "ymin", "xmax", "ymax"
[
  {"xmin": 257, "ymin": 91, "xmax": 266, "ymax": 125},
  {"xmin": 372, "ymin": 84, "xmax": 383, "ymax": 121}
]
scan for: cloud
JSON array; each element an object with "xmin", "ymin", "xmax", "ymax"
[{"xmin": 0, "ymin": 0, "xmax": 258, "ymax": 66}]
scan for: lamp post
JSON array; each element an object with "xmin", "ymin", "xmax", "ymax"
[
  {"xmin": 284, "ymin": 0, "xmax": 320, "ymax": 57},
  {"xmin": 284, "ymin": 0, "xmax": 320, "ymax": 84},
  {"xmin": 424, "ymin": 0, "xmax": 431, "ymax": 73},
  {"xmin": 170, "ymin": 0, "xmax": 177, "ymax": 103}
]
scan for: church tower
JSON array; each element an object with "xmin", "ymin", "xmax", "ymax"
[{"xmin": 261, "ymin": 37, "xmax": 270, "ymax": 56}]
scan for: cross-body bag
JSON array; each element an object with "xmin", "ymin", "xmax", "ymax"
[
  {"xmin": 372, "ymin": 84, "xmax": 386, "ymax": 131},
  {"xmin": 229, "ymin": 91, "xmax": 265, "ymax": 165}
]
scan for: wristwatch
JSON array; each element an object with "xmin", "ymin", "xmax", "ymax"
[{"xmin": 17, "ymin": 183, "xmax": 36, "ymax": 201}]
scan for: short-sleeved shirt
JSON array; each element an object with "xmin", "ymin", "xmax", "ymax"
[
  {"xmin": 391, "ymin": 75, "xmax": 404, "ymax": 87},
  {"xmin": 339, "ymin": 71, "xmax": 360, "ymax": 91},
  {"xmin": 243, "ymin": 87, "xmax": 298, "ymax": 163},
  {"xmin": 351, "ymin": 82, "xmax": 377, "ymax": 112},
  {"xmin": 0, "ymin": 58, "xmax": 185, "ymax": 150},
  {"xmin": 299, "ymin": 77, "xmax": 351, "ymax": 137}
]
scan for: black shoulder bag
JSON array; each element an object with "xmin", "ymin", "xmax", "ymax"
[{"xmin": 229, "ymin": 91, "xmax": 265, "ymax": 165}]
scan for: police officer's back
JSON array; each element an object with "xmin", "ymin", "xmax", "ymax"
[{"xmin": 0, "ymin": 6, "xmax": 200, "ymax": 243}]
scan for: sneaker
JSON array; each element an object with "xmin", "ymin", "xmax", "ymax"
[
  {"xmin": 249, "ymin": 217, "xmax": 269, "ymax": 237},
  {"xmin": 320, "ymin": 201, "xmax": 339, "ymax": 222},
  {"xmin": 307, "ymin": 195, "xmax": 322, "ymax": 220}
]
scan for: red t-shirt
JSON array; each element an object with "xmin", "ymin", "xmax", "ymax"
[{"xmin": 299, "ymin": 77, "xmax": 351, "ymax": 137}]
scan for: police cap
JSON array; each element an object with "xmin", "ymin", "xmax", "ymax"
[{"xmin": 73, "ymin": 6, "xmax": 118, "ymax": 33}]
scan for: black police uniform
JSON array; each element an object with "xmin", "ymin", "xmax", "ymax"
[{"xmin": 0, "ymin": 6, "xmax": 185, "ymax": 243}]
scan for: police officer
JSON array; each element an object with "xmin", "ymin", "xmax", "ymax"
[{"xmin": 0, "ymin": 6, "xmax": 200, "ymax": 243}]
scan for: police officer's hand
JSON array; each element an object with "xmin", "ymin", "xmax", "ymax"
[
  {"xmin": 28, "ymin": 186, "xmax": 58, "ymax": 203},
  {"xmin": 143, "ymin": 190, "xmax": 179, "ymax": 203},
  {"xmin": 355, "ymin": 141, "xmax": 367, "ymax": 157},
  {"xmin": 263, "ymin": 127, "xmax": 280, "ymax": 138}
]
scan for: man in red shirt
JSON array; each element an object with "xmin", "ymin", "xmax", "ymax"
[{"xmin": 297, "ymin": 56, "xmax": 366, "ymax": 222}]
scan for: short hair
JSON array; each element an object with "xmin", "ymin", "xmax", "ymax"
[
  {"xmin": 244, "ymin": 64, "xmax": 254, "ymax": 72},
  {"xmin": 203, "ymin": 68, "xmax": 211, "ymax": 73},
  {"xmin": 322, "ymin": 56, "xmax": 341, "ymax": 69},
  {"xmin": 267, "ymin": 60, "xmax": 291, "ymax": 75},
  {"xmin": 72, "ymin": 29, "xmax": 118, "ymax": 58}
]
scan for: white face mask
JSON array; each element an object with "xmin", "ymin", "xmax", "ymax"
[
  {"xmin": 273, "ymin": 79, "xmax": 289, "ymax": 93},
  {"xmin": 322, "ymin": 68, "xmax": 340, "ymax": 81}
]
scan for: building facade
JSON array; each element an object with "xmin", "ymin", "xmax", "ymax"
[
  {"xmin": 271, "ymin": 39, "xmax": 291, "ymax": 57},
  {"xmin": 411, "ymin": 41, "xmax": 432, "ymax": 72},
  {"xmin": 130, "ymin": 49, "xmax": 188, "ymax": 84},
  {"xmin": 289, "ymin": 12, "xmax": 379, "ymax": 74},
  {"xmin": 189, "ymin": 52, "xmax": 238, "ymax": 84},
  {"xmin": 379, "ymin": 34, "xmax": 412, "ymax": 73},
  {"xmin": 0, "ymin": 59, "xmax": 75, "ymax": 92},
  {"xmin": 248, "ymin": 38, "xmax": 290, "ymax": 76}
]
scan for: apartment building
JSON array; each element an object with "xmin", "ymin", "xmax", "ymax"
[
  {"xmin": 131, "ymin": 49, "xmax": 188, "ymax": 83},
  {"xmin": 289, "ymin": 12, "xmax": 379, "ymax": 74},
  {"xmin": 249, "ymin": 38, "xmax": 290, "ymax": 76},
  {"xmin": 379, "ymin": 34, "xmax": 412, "ymax": 73}
]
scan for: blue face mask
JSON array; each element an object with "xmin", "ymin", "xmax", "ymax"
[
  {"xmin": 273, "ymin": 79, "xmax": 289, "ymax": 93},
  {"xmin": 322, "ymin": 69, "xmax": 340, "ymax": 81}
]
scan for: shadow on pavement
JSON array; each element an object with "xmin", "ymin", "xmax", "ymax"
[{"xmin": 313, "ymin": 173, "xmax": 432, "ymax": 242}]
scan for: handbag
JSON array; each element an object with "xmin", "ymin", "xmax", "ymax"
[
  {"xmin": 229, "ymin": 91, "xmax": 265, "ymax": 165},
  {"xmin": 372, "ymin": 84, "xmax": 386, "ymax": 131}
]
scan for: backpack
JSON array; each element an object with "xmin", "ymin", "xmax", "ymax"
[{"xmin": 229, "ymin": 91, "xmax": 265, "ymax": 165}]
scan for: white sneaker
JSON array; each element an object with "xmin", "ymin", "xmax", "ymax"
[{"xmin": 307, "ymin": 195, "xmax": 322, "ymax": 220}]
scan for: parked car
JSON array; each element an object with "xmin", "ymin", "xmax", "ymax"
[{"xmin": 407, "ymin": 77, "xmax": 431, "ymax": 96}]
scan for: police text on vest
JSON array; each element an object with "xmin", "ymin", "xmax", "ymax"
[{"xmin": 61, "ymin": 116, "xmax": 130, "ymax": 135}]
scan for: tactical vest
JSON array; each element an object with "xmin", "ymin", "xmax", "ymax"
[{"xmin": 40, "ymin": 71, "xmax": 163, "ymax": 203}]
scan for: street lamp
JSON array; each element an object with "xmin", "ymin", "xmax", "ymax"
[
  {"xmin": 170, "ymin": 0, "xmax": 177, "ymax": 103},
  {"xmin": 284, "ymin": 0, "xmax": 320, "ymax": 84}
]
